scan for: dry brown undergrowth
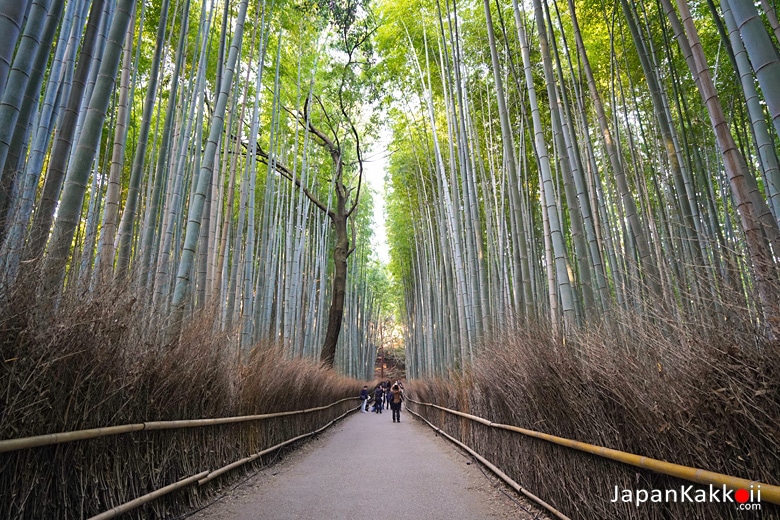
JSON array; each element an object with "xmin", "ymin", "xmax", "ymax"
[
  {"xmin": 0, "ymin": 280, "xmax": 364, "ymax": 519},
  {"xmin": 410, "ymin": 307, "xmax": 780, "ymax": 519}
]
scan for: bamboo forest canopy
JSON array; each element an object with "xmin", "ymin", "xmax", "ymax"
[{"xmin": 0, "ymin": 0, "xmax": 779, "ymax": 377}]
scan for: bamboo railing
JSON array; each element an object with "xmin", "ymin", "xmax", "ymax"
[
  {"xmin": 0, "ymin": 398, "xmax": 358, "ymax": 453},
  {"xmin": 406, "ymin": 397, "xmax": 780, "ymax": 507}
]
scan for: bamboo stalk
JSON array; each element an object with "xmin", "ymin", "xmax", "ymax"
[
  {"xmin": 0, "ymin": 398, "xmax": 360, "ymax": 453},
  {"xmin": 407, "ymin": 399, "xmax": 780, "ymax": 506},
  {"xmin": 87, "ymin": 471, "xmax": 209, "ymax": 520}
]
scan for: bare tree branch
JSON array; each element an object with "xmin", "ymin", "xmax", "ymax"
[{"xmin": 232, "ymin": 133, "xmax": 332, "ymax": 217}]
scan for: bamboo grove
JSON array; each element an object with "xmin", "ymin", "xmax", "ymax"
[
  {"xmin": 0, "ymin": 0, "xmax": 389, "ymax": 378},
  {"xmin": 378, "ymin": 0, "xmax": 780, "ymax": 376},
  {"xmin": 1, "ymin": 0, "xmax": 780, "ymax": 382}
]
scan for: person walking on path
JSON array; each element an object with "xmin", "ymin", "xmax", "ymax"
[
  {"xmin": 390, "ymin": 383, "xmax": 404, "ymax": 423},
  {"xmin": 360, "ymin": 385, "xmax": 369, "ymax": 413},
  {"xmin": 373, "ymin": 385, "xmax": 384, "ymax": 414},
  {"xmin": 384, "ymin": 381, "xmax": 392, "ymax": 409}
]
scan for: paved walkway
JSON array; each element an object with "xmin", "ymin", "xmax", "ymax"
[{"xmin": 192, "ymin": 406, "xmax": 548, "ymax": 519}]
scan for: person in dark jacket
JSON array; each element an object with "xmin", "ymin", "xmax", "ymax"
[
  {"xmin": 360, "ymin": 385, "xmax": 369, "ymax": 413},
  {"xmin": 373, "ymin": 385, "xmax": 384, "ymax": 413},
  {"xmin": 385, "ymin": 381, "xmax": 393, "ymax": 409},
  {"xmin": 389, "ymin": 384, "xmax": 403, "ymax": 423}
]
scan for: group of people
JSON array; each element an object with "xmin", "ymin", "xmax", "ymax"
[{"xmin": 360, "ymin": 380, "xmax": 404, "ymax": 422}]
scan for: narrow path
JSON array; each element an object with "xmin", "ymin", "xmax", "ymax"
[{"xmin": 191, "ymin": 406, "xmax": 549, "ymax": 519}]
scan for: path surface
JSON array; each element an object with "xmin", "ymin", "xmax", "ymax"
[{"xmin": 191, "ymin": 406, "xmax": 549, "ymax": 519}]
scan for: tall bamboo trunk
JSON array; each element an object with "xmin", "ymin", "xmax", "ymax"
[
  {"xmin": 170, "ymin": 0, "xmax": 249, "ymax": 331},
  {"xmin": 0, "ymin": 0, "xmax": 32, "ymax": 101},
  {"xmin": 728, "ymin": 0, "xmax": 780, "ymax": 142},
  {"xmin": 96, "ymin": 11, "xmax": 135, "ymax": 284}
]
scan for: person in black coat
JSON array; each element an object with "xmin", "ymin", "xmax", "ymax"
[
  {"xmin": 389, "ymin": 384, "xmax": 403, "ymax": 423},
  {"xmin": 373, "ymin": 385, "xmax": 384, "ymax": 413}
]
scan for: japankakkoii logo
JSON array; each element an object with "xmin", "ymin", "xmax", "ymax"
[{"xmin": 611, "ymin": 484, "xmax": 761, "ymax": 511}]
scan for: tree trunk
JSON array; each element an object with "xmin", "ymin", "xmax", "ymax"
[
  {"xmin": 569, "ymin": 0, "xmax": 661, "ymax": 299},
  {"xmin": 721, "ymin": 0, "xmax": 780, "ymax": 227},
  {"xmin": 320, "ymin": 208, "xmax": 348, "ymax": 366}
]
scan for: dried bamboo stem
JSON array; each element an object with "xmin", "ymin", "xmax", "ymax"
[{"xmin": 87, "ymin": 471, "xmax": 210, "ymax": 520}]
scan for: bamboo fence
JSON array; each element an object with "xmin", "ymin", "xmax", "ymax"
[
  {"xmin": 406, "ymin": 398, "xmax": 780, "ymax": 507},
  {"xmin": 0, "ymin": 398, "xmax": 361, "ymax": 518}
]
